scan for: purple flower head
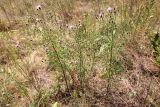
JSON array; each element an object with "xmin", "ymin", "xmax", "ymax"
[
  {"xmin": 107, "ymin": 7, "xmax": 113, "ymax": 13},
  {"xmin": 96, "ymin": 11, "xmax": 104, "ymax": 19},
  {"xmin": 36, "ymin": 4, "xmax": 42, "ymax": 10}
]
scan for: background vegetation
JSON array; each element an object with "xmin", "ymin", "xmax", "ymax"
[{"xmin": 0, "ymin": 0, "xmax": 160, "ymax": 106}]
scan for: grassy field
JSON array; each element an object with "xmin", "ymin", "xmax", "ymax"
[{"xmin": 0, "ymin": 0, "xmax": 160, "ymax": 107}]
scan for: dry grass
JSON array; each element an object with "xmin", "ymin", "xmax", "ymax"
[{"xmin": 0, "ymin": 0, "xmax": 160, "ymax": 107}]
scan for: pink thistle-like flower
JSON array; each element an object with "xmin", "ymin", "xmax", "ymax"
[
  {"xmin": 107, "ymin": 7, "xmax": 113, "ymax": 13},
  {"xmin": 36, "ymin": 4, "xmax": 42, "ymax": 10}
]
